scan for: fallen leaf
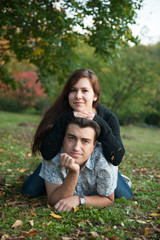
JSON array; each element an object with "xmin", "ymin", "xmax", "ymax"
[
  {"xmin": 1, "ymin": 234, "xmax": 11, "ymax": 240},
  {"xmin": 104, "ymin": 227, "xmax": 111, "ymax": 232},
  {"xmin": 12, "ymin": 219, "xmax": 23, "ymax": 228},
  {"xmin": 90, "ymin": 231, "xmax": 99, "ymax": 238},
  {"xmin": 144, "ymin": 227, "xmax": 150, "ymax": 235},
  {"xmin": 109, "ymin": 236, "xmax": 119, "ymax": 240},
  {"xmin": 73, "ymin": 206, "xmax": 79, "ymax": 212},
  {"xmin": 26, "ymin": 228, "xmax": 39, "ymax": 237},
  {"xmin": 61, "ymin": 237, "xmax": 72, "ymax": 240},
  {"xmin": 16, "ymin": 181, "xmax": 23, "ymax": 184},
  {"xmin": 78, "ymin": 220, "xmax": 86, "ymax": 227},
  {"xmin": 136, "ymin": 220, "xmax": 146, "ymax": 224},
  {"xmin": 133, "ymin": 204, "xmax": 141, "ymax": 209},
  {"xmin": 17, "ymin": 168, "xmax": 27, "ymax": 173},
  {"xmin": 42, "ymin": 221, "xmax": 51, "ymax": 226},
  {"xmin": 153, "ymin": 226, "xmax": 160, "ymax": 233},
  {"xmin": 128, "ymin": 219, "xmax": 135, "ymax": 222},
  {"xmin": 1, "ymin": 162, "xmax": 6, "ymax": 166},
  {"xmin": 31, "ymin": 211, "xmax": 37, "ymax": 217},
  {"xmin": 150, "ymin": 213, "xmax": 160, "ymax": 217},
  {"xmin": 29, "ymin": 220, "xmax": 34, "ymax": 226},
  {"xmin": 50, "ymin": 211, "xmax": 62, "ymax": 218},
  {"xmin": 31, "ymin": 202, "xmax": 41, "ymax": 207}
]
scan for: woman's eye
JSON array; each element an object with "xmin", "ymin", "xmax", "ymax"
[
  {"xmin": 70, "ymin": 89, "xmax": 76, "ymax": 92},
  {"xmin": 82, "ymin": 89, "xmax": 88, "ymax": 93}
]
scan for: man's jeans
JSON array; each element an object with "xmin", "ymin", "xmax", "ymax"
[{"xmin": 22, "ymin": 163, "xmax": 133, "ymax": 199}]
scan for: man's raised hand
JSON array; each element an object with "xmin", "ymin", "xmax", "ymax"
[{"xmin": 60, "ymin": 153, "xmax": 80, "ymax": 173}]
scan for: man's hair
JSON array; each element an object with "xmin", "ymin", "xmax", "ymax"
[{"xmin": 67, "ymin": 117, "xmax": 101, "ymax": 142}]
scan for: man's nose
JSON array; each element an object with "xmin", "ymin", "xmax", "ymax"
[{"xmin": 73, "ymin": 140, "xmax": 81, "ymax": 150}]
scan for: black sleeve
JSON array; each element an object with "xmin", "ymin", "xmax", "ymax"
[
  {"xmin": 93, "ymin": 113, "xmax": 125, "ymax": 166},
  {"xmin": 40, "ymin": 111, "xmax": 74, "ymax": 160}
]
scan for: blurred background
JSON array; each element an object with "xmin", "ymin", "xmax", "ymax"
[{"xmin": 0, "ymin": 0, "xmax": 160, "ymax": 127}]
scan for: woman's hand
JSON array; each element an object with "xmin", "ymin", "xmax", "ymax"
[{"xmin": 74, "ymin": 111, "xmax": 95, "ymax": 120}]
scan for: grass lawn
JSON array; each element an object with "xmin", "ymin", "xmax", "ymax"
[{"xmin": 0, "ymin": 111, "xmax": 159, "ymax": 240}]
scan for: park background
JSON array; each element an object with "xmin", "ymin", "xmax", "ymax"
[{"xmin": 0, "ymin": 0, "xmax": 160, "ymax": 239}]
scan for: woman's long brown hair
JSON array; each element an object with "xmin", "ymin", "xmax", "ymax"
[{"xmin": 32, "ymin": 69, "xmax": 101, "ymax": 155}]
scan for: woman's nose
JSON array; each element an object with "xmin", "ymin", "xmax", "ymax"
[{"xmin": 75, "ymin": 90, "xmax": 82, "ymax": 99}]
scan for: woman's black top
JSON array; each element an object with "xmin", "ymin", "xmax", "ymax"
[{"xmin": 40, "ymin": 103, "xmax": 125, "ymax": 166}]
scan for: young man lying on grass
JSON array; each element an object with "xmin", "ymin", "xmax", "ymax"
[{"xmin": 39, "ymin": 118, "xmax": 118, "ymax": 212}]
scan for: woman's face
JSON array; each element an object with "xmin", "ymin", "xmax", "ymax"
[{"xmin": 68, "ymin": 78, "xmax": 97, "ymax": 112}]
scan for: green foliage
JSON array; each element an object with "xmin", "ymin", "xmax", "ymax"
[
  {"xmin": 0, "ymin": 0, "xmax": 143, "ymax": 92},
  {"xmin": 0, "ymin": 111, "xmax": 159, "ymax": 239},
  {"xmin": 145, "ymin": 112, "xmax": 160, "ymax": 126},
  {"xmin": 0, "ymin": 96, "xmax": 27, "ymax": 112},
  {"xmin": 75, "ymin": 42, "xmax": 160, "ymax": 125}
]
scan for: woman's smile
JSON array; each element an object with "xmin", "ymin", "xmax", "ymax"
[{"xmin": 68, "ymin": 78, "xmax": 97, "ymax": 112}]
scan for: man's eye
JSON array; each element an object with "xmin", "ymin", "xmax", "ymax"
[
  {"xmin": 69, "ymin": 137, "xmax": 74, "ymax": 140},
  {"xmin": 83, "ymin": 140, "xmax": 89, "ymax": 144}
]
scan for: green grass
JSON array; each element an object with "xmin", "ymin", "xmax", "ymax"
[{"xmin": 0, "ymin": 111, "xmax": 160, "ymax": 240}]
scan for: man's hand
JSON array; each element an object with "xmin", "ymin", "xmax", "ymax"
[
  {"xmin": 60, "ymin": 153, "xmax": 80, "ymax": 173},
  {"xmin": 54, "ymin": 195, "xmax": 80, "ymax": 212},
  {"xmin": 74, "ymin": 111, "xmax": 95, "ymax": 120}
]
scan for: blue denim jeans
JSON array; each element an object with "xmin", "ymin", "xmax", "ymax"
[{"xmin": 22, "ymin": 163, "xmax": 133, "ymax": 199}]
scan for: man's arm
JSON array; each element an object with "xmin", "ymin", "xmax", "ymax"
[
  {"xmin": 45, "ymin": 153, "xmax": 80, "ymax": 207},
  {"xmin": 48, "ymin": 192, "xmax": 114, "ymax": 212},
  {"xmin": 84, "ymin": 193, "xmax": 114, "ymax": 207}
]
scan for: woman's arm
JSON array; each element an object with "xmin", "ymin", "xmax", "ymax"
[
  {"xmin": 40, "ymin": 111, "xmax": 74, "ymax": 160},
  {"xmin": 94, "ymin": 113, "xmax": 125, "ymax": 166}
]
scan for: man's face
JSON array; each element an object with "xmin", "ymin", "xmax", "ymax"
[{"xmin": 63, "ymin": 123, "xmax": 96, "ymax": 166}]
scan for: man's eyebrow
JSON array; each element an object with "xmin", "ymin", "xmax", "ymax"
[
  {"xmin": 67, "ymin": 133, "xmax": 76, "ymax": 137},
  {"xmin": 82, "ymin": 137, "xmax": 92, "ymax": 142},
  {"xmin": 67, "ymin": 133, "xmax": 92, "ymax": 142}
]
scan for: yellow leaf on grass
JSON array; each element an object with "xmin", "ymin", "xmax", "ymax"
[
  {"xmin": 12, "ymin": 219, "xmax": 23, "ymax": 228},
  {"xmin": 16, "ymin": 181, "xmax": 23, "ymax": 184},
  {"xmin": 50, "ymin": 211, "xmax": 62, "ymax": 219},
  {"xmin": 73, "ymin": 206, "xmax": 79, "ymax": 212},
  {"xmin": 150, "ymin": 213, "xmax": 160, "ymax": 217},
  {"xmin": 31, "ymin": 212, "xmax": 37, "ymax": 217},
  {"xmin": 17, "ymin": 168, "xmax": 26, "ymax": 173},
  {"xmin": 144, "ymin": 227, "xmax": 150, "ymax": 236}
]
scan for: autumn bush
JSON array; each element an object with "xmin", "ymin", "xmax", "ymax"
[{"xmin": 0, "ymin": 71, "xmax": 47, "ymax": 112}]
